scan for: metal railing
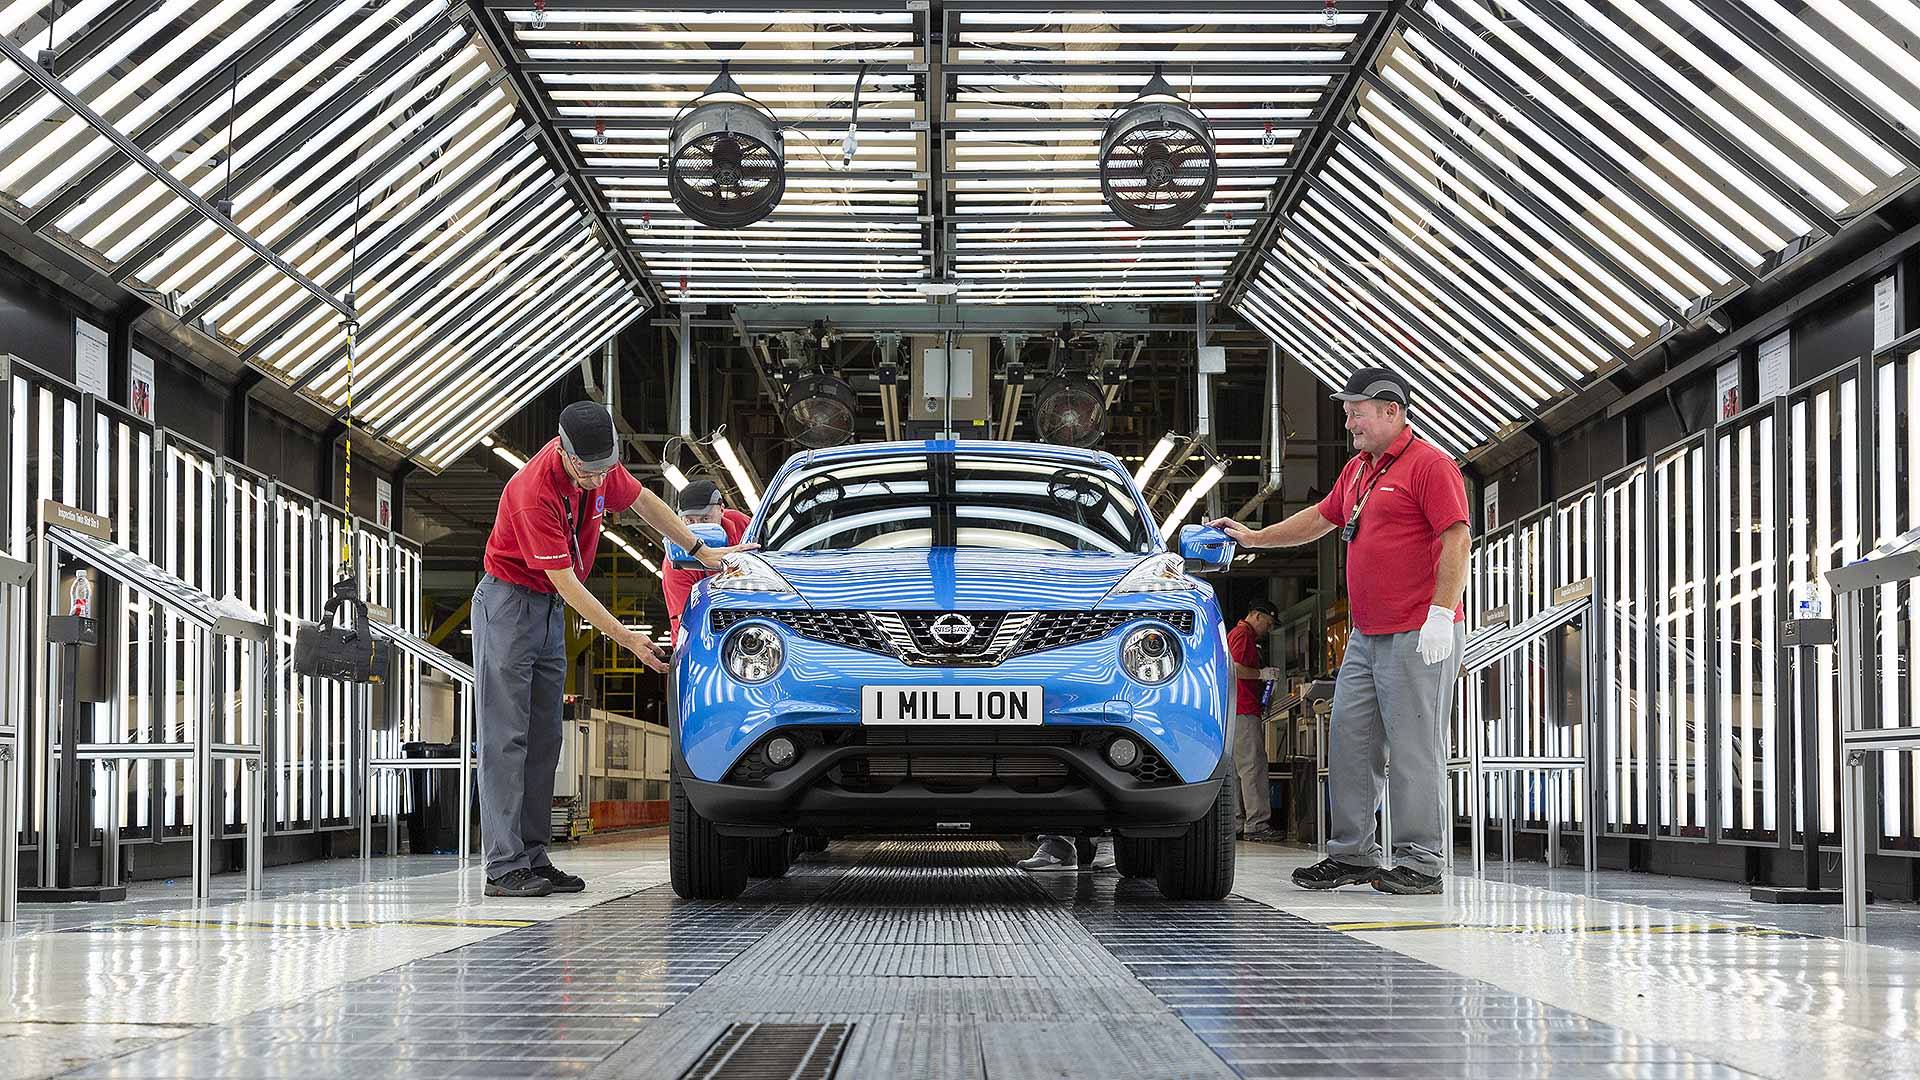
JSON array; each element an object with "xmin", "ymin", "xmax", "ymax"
[
  {"xmin": 37, "ymin": 521, "xmax": 270, "ymax": 900},
  {"xmin": 1830, "ymin": 528, "xmax": 1920, "ymax": 926},
  {"xmin": 361, "ymin": 621, "xmax": 477, "ymax": 862},
  {"xmin": 1, "ymin": 552, "xmax": 29, "ymax": 922}
]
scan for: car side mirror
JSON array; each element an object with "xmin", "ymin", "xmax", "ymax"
[
  {"xmin": 1177, "ymin": 524, "xmax": 1235, "ymax": 575},
  {"xmin": 666, "ymin": 521, "xmax": 729, "ymax": 570}
]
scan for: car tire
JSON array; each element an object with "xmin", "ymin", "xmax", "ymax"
[
  {"xmin": 746, "ymin": 834, "xmax": 794, "ymax": 878},
  {"xmin": 1113, "ymin": 835, "xmax": 1157, "ymax": 878},
  {"xmin": 1154, "ymin": 769, "xmax": 1237, "ymax": 901},
  {"xmin": 669, "ymin": 763, "xmax": 748, "ymax": 899}
]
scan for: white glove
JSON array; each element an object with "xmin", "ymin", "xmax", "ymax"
[
  {"xmin": 1417, "ymin": 605, "xmax": 1456, "ymax": 665},
  {"xmin": 1258, "ymin": 667, "xmax": 1282, "ymax": 681}
]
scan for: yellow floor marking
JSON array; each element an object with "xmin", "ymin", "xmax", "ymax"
[{"xmin": 103, "ymin": 916, "xmax": 536, "ymax": 932}]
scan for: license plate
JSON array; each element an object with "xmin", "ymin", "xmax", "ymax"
[{"xmin": 861, "ymin": 685, "xmax": 1043, "ymax": 725}]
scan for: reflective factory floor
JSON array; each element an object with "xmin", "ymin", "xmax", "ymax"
[{"xmin": 4, "ymin": 834, "xmax": 1919, "ymax": 1079}]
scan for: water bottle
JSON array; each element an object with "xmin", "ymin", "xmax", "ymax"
[{"xmin": 70, "ymin": 569, "xmax": 92, "ymax": 619}]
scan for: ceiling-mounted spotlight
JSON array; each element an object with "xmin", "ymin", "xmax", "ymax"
[
  {"xmin": 1030, "ymin": 375, "xmax": 1107, "ymax": 448},
  {"xmin": 784, "ymin": 371, "xmax": 858, "ymax": 448},
  {"xmin": 1099, "ymin": 67, "xmax": 1217, "ymax": 230},
  {"xmin": 667, "ymin": 62, "xmax": 786, "ymax": 229}
]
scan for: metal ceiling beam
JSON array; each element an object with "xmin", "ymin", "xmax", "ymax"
[
  {"xmin": 26, "ymin": 2, "xmax": 336, "ymax": 230},
  {"xmin": 1526, "ymin": 1, "xmax": 1841, "ymax": 241},
  {"xmin": 465, "ymin": 0, "xmax": 662, "ymax": 309},
  {"xmin": 0, "ymin": 0, "xmax": 158, "ymax": 119},
  {"xmin": 1356, "ymin": 71, "xmax": 1689, "ymax": 324},
  {"xmin": 943, "ymin": 61, "xmax": 1353, "ymax": 76},
  {"xmin": 109, "ymin": 11, "xmax": 466, "ymax": 285},
  {"xmin": 1218, "ymin": 0, "xmax": 1408, "ymax": 309},
  {"xmin": 1394, "ymin": 7, "xmax": 1757, "ymax": 288},
  {"xmin": 242, "ymin": 134, "xmax": 548, "ymax": 366},
  {"xmin": 518, "ymin": 59, "xmax": 926, "ymax": 75},
  {"xmin": 0, "ymin": 34, "xmax": 355, "ymax": 322},
  {"xmin": 181, "ymin": 72, "xmax": 514, "ymax": 324},
  {"xmin": 1693, "ymin": 0, "xmax": 1920, "ymax": 167},
  {"xmin": 1323, "ymin": 135, "xmax": 1635, "ymax": 369}
]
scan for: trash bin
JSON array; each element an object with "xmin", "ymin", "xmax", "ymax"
[{"xmin": 402, "ymin": 742, "xmax": 459, "ymax": 854}]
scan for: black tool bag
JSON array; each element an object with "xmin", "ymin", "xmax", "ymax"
[{"xmin": 292, "ymin": 574, "xmax": 392, "ymax": 684}]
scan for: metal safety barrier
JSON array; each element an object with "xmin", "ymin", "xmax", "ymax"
[
  {"xmin": 361, "ymin": 621, "xmax": 477, "ymax": 863},
  {"xmin": 1, "ymin": 551, "xmax": 29, "ymax": 922}
]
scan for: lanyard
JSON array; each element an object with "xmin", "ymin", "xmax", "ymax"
[
  {"xmin": 1341, "ymin": 439, "xmax": 1412, "ymax": 543},
  {"xmin": 560, "ymin": 492, "xmax": 588, "ymax": 577}
]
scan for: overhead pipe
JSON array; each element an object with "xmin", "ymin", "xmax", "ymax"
[{"xmin": 1233, "ymin": 342, "xmax": 1287, "ymax": 520}]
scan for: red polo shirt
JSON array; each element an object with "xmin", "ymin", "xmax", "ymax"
[
  {"xmin": 664, "ymin": 508, "xmax": 752, "ymax": 642},
  {"xmin": 1226, "ymin": 619, "xmax": 1264, "ymax": 715},
  {"xmin": 1316, "ymin": 426, "xmax": 1469, "ymax": 636},
  {"xmin": 483, "ymin": 437, "xmax": 642, "ymax": 592}
]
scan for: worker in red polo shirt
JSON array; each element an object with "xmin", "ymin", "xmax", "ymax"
[
  {"xmin": 662, "ymin": 479, "xmax": 752, "ymax": 648},
  {"xmin": 1226, "ymin": 598, "xmax": 1285, "ymax": 841},
  {"xmin": 1211, "ymin": 368, "xmax": 1469, "ymax": 895},
  {"xmin": 473, "ymin": 403, "xmax": 754, "ymax": 898}
]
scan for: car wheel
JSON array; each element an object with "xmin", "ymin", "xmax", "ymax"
[
  {"xmin": 1154, "ymin": 769, "xmax": 1237, "ymax": 901},
  {"xmin": 1113, "ymin": 835, "xmax": 1157, "ymax": 878},
  {"xmin": 669, "ymin": 761, "xmax": 747, "ymax": 899},
  {"xmin": 746, "ymin": 834, "xmax": 794, "ymax": 878}
]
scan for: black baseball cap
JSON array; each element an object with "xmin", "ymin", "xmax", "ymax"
[
  {"xmin": 558, "ymin": 402, "xmax": 619, "ymax": 470},
  {"xmin": 1248, "ymin": 598, "xmax": 1279, "ymax": 619},
  {"xmin": 1330, "ymin": 367, "xmax": 1411, "ymax": 407},
  {"xmin": 678, "ymin": 479, "xmax": 724, "ymax": 513}
]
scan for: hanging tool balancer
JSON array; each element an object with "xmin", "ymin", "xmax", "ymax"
[{"xmin": 289, "ymin": 186, "xmax": 390, "ymax": 685}]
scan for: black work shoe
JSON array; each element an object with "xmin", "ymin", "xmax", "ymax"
[
  {"xmin": 485, "ymin": 867, "xmax": 555, "ymax": 897},
  {"xmin": 1291, "ymin": 857, "xmax": 1381, "ymax": 891},
  {"xmin": 1372, "ymin": 866, "xmax": 1444, "ymax": 895},
  {"xmin": 1242, "ymin": 828, "xmax": 1288, "ymax": 843},
  {"xmin": 531, "ymin": 864, "xmax": 586, "ymax": 893}
]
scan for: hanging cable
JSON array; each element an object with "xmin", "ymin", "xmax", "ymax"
[
  {"xmin": 216, "ymin": 60, "xmax": 238, "ymax": 218},
  {"xmin": 341, "ymin": 171, "xmax": 363, "ymax": 573}
]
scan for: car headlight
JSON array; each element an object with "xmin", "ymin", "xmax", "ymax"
[
  {"xmin": 1121, "ymin": 624, "xmax": 1181, "ymax": 685},
  {"xmin": 712, "ymin": 552, "xmax": 796, "ymax": 594},
  {"xmin": 1106, "ymin": 552, "xmax": 1195, "ymax": 596},
  {"xmin": 723, "ymin": 624, "xmax": 784, "ymax": 683}
]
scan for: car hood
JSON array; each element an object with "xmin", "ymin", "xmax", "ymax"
[{"xmin": 753, "ymin": 548, "xmax": 1156, "ymax": 610}]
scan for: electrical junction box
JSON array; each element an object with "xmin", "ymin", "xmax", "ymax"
[
  {"xmin": 911, "ymin": 335, "xmax": 992, "ymax": 424},
  {"xmin": 1198, "ymin": 345, "xmax": 1227, "ymax": 374}
]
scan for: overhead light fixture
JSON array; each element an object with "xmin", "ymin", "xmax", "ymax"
[
  {"xmin": 1159, "ymin": 459, "xmax": 1229, "ymax": 539},
  {"xmin": 492, "ymin": 445, "xmax": 527, "ymax": 469},
  {"xmin": 711, "ymin": 433, "xmax": 761, "ymax": 507},
  {"xmin": 916, "ymin": 280, "xmax": 962, "ymax": 297},
  {"xmin": 662, "ymin": 463, "xmax": 689, "ymax": 491},
  {"xmin": 1133, "ymin": 433, "xmax": 1179, "ymax": 487},
  {"xmin": 783, "ymin": 371, "xmax": 858, "ymax": 448}
]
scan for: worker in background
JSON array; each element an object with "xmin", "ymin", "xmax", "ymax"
[
  {"xmin": 474, "ymin": 403, "xmax": 754, "ymax": 898},
  {"xmin": 663, "ymin": 479, "xmax": 753, "ymax": 648},
  {"xmin": 1227, "ymin": 598, "xmax": 1286, "ymax": 842},
  {"xmin": 1210, "ymin": 368, "xmax": 1468, "ymax": 896}
]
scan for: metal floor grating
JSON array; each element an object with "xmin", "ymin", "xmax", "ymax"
[{"xmin": 53, "ymin": 840, "xmax": 1761, "ymax": 1079}]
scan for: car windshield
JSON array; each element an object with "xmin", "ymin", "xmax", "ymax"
[{"xmin": 756, "ymin": 451, "xmax": 1153, "ymax": 554}]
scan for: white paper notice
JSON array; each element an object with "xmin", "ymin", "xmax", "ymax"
[
  {"xmin": 1757, "ymin": 330, "xmax": 1791, "ymax": 402},
  {"xmin": 377, "ymin": 478, "xmax": 394, "ymax": 530},
  {"xmin": 1482, "ymin": 481, "xmax": 1500, "ymax": 531},
  {"xmin": 1715, "ymin": 358, "xmax": 1740, "ymax": 420},
  {"xmin": 129, "ymin": 348, "xmax": 156, "ymax": 421},
  {"xmin": 75, "ymin": 319, "xmax": 110, "ymax": 399},
  {"xmin": 1874, "ymin": 275, "xmax": 1896, "ymax": 349}
]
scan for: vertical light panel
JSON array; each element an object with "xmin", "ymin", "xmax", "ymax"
[
  {"xmin": 1512, "ymin": 509, "xmax": 1553, "ymax": 829},
  {"xmin": 1871, "ymin": 346, "xmax": 1920, "ymax": 851},
  {"xmin": 1454, "ymin": 537, "xmax": 1487, "ymax": 825},
  {"xmin": 1716, "ymin": 411, "xmax": 1779, "ymax": 841},
  {"xmin": 272, "ymin": 492, "xmax": 317, "ymax": 833},
  {"xmin": 316, "ymin": 506, "xmax": 353, "ymax": 828},
  {"xmin": 1554, "ymin": 486, "xmax": 1597, "ymax": 828},
  {"xmin": 1479, "ymin": 526, "xmax": 1516, "ymax": 822},
  {"xmin": 1652, "ymin": 438, "xmax": 1710, "ymax": 838},
  {"xmin": 1601, "ymin": 463, "xmax": 1651, "ymax": 835}
]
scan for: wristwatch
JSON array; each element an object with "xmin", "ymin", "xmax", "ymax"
[{"xmin": 688, "ymin": 539, "xmax": 706, "ymax": 558}]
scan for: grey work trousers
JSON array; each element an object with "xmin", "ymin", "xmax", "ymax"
[
  {"xmin": 1326, "ymin": 624, "xmax": 1466, "ymax": 875},
  {"xmin": 1229, "ymin": 712, "xmax": 1272, "ymax": 834},
  {"xmin": 472, "ymin": 574, "xmax": 568, "ymax": 878}
]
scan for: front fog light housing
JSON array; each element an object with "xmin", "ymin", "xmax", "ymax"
[
  {"xmin": 1105, "ymin": 735, "xmax": 1140, "ymax": 770},
  {"xmin": 723, "ymin": 624, "xmax": 784, "ymax": 683},
  {"xmin": 1120, "ymin": 625, "xmax": 1180, "ymax": 685},
  {"xmin": 764, "ymin": 735, "xmax": 798, "ymax": 769}
]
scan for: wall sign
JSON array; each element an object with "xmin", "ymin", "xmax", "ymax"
[
  {"xmin": 1715, "ymin": 358, "xmax": 1741, "ymax": 420},
  {"xmin": 1757, "ymin": 329, "xmax": 1791, "ymax": 402},
  {"xmin": 1875, "ymin": 275, "xmax": 1897, "ymax": 349},
  {"xmin": 129, "ymin": 348, "xmax": 156, "ymax": 422},
  {"xmin": 75, "ymin": 318, "xmax": 110, "ymax": 399},
  {"xmin": 1482, "ymin": 480, "xmax": 1500, "ymax": 531},
  {"xmin": 377, "ymin": 478, "xmax": 393, "ymax": 530}
]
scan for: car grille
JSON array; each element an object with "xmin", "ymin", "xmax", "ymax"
[
  {"xmin": 724, "ymin": 725, "xmax": 1183, "ymax": 793},
  {"xmin": 708, "ymin": 608, "xmax": 1195, "ymax": 665}
]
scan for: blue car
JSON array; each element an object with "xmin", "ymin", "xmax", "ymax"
[{"xmin": 665, "ymin": 440, "xmax": 1238, "ymax": 900}]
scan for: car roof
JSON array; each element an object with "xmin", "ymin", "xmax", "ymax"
[{"xmin": 790, "ymin": 439, "xmax": 1125, "ymax": 473}]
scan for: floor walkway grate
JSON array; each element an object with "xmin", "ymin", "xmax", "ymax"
[{"xmin": 681, "ymin": 1022, "xmax": 853, "ymax": 1080}]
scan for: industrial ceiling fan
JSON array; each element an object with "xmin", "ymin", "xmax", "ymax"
[
  {"xmin": 667, "ymin": 62, "xmax": 787, "ymax": 229},
  {"xmin": 1099, "ymin": 67, "xmax": 1217, "ymax": 230}
]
